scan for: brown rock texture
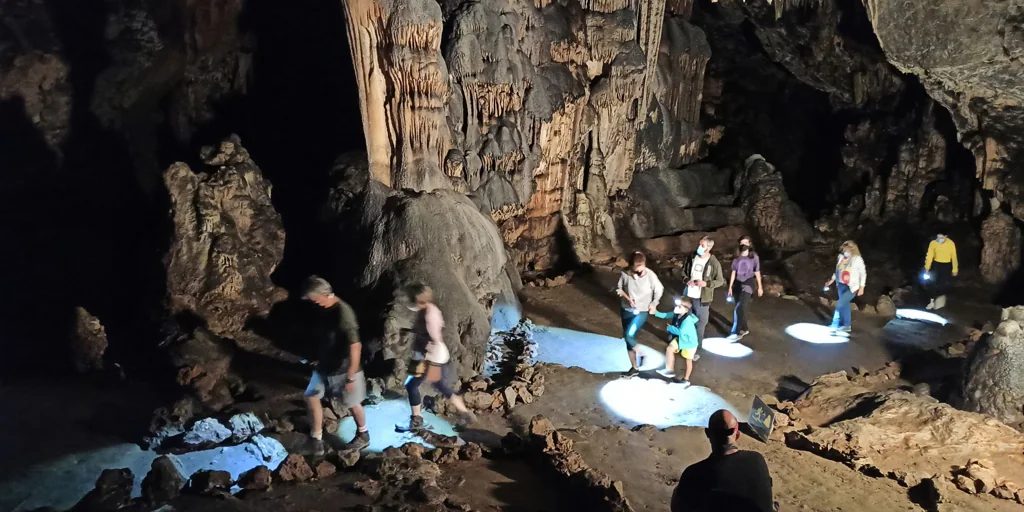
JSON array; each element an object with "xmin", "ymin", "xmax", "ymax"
[
  {"xmin": 980, "ymin": 208, "xmax": 1022, "ymax": 285},
  {"xmin": 340, "ymin": 0, "xmax": 713, "ymax": 270},
  {"xmin": 740, "ymin": 155, "xmax": 812, "ymax": 250},
  {"xmin": 70, "ymin": 307, "xmax": 108, "ymax": 373},
  {"xmin": 276, "ymin": 454, "xmax": 314, "ymax": 483},
  {"xmin": 163, "ymin": 136, "xmax": 287, "ymax": 337}
]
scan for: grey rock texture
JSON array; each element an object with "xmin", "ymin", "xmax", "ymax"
[
  {"xmin": 740, "ymin": 154, "xmax": 813, "ymax": 250},
  {"xmin": 980, "ymin": 209, "xmax": 1022, "ymax": 284},
  {"xmin": 961, "ymin": 309, "xmax": 1024, "ymax": 429},
  {"xmin": 141, "ymin": 456, "xmax": 186, "ymax": 506},
  {"xmin": 325, "ymin": 161, "xmax": 521, "ymax": 384}
]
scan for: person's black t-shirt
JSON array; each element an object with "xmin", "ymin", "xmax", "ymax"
[
  {"xmin": 670, "ymin": 450, "xmax": 774, "ymax": 512},
  {"xmin": 309, "ymin": 301, "xmax": 361, "ymax": 375}
]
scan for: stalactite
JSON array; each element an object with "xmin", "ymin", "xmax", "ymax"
[{"xmin": 636, "ymin": 0, "xmax": 667, "ymax": 127}]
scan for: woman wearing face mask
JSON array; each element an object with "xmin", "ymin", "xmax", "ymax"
[
  {"xmin": 726, "ymin": 236, "xmax": 763, "ymax": 341},
  {"xmin": 823, "ymin": 240, "xmax": 867, "ymax": 335},
  {"xmin": 400, "ymin": 283, "xmax": 476, "ymax": 432},
  {"xmin": 923, "ymin": 231, "xmax": 958, "ymax": 310}
]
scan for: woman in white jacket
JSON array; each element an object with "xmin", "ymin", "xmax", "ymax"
[{"xmin": 823, "ymin": 240, "xmax": 866, "ymax": 334}]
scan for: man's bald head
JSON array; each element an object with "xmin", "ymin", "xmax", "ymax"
[{"xmin": 706, "ymin": 409, "xmax": 740, "ymax": 448}]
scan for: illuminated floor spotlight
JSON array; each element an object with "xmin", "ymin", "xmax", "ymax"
[
  {"xmin": 533, "ymin": 326, "xmax": 666, "ymax": 373},
  {"xmin": 598, "ymin": 378, "xmax": 744, "ymax": 429},
  {"xmin": 784, "ymin": 323, "xmax": 850, "ymax": 344},
  {"xmin": 701, "ymin": 337, "xmax": 753, "ymax": 358},
  {"xmin": 336, "ymin": 399, "xmax": 460, "ymax": 453},
  {"xmin": 895, "ymin": 308, "xmax": 949, "ymax": 326}
]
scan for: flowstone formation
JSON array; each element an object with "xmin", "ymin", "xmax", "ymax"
[
  {"xmin": 961, "ymin": 307, "xmax": 1024, "ymax": 430},
  {"xmin": 324, "ymin": 158, "xmax": 521, "ymax": 385},
  {"xmin": 341, "ymin": 0, "xmax": 712, "ymax": 270}
]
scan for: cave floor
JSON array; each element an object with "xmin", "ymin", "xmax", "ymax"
[{"xmin": 0, "ymin": 267, "xmax": 1009, "ymax": 512}]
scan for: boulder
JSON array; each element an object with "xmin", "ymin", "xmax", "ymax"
[
  {"xmin": 70, "ymin": 307, "xmax": 107, "ymax": 373},
  {"xmin": 315, "ymin": 460, "xmax": 337, "ymax": 479},
  {"xmin": 185, "ymin": 469, "xmax": 233, "ymax": 495},
  {"xmin": 141, "ymin": 456, "xmax": 185, "ymax": 505},
  {"xmin": 875, "ymin": 295, "xmax": 896, "ymax": 317},
  {"xmin": 72, "ymin": 469, "xmax": 134, "ymax": 512},
  {"xmin": 740, "ymin": 155, "xmax": 813, "ymax": 250},
  {"xmin": 960, "ymin": 313, "xmax": 1024, "ymax": 429},
  {"xmin": 980, "ymin": 209, "xmax": 1021, "ymax": 284},
  {"xmin": 228, "ymin": 412, "xmax": 265, "ymax": 442},
  {"xmin": 182, "ymin": 418, "xmax": 231, "ymax": 447},
  {"xmin": 623, "ymin": 163, "xmax": 743, "ymax": 239},
  {"xmin": 323, "ymin": 162, "xmax": 521, "ymax": 382},
  {"xmin": 458, "ymin": 442, "xmax": 484, "ymax": 461},
  {"xmin": 238, "ymin": 465, "xmax": 273, "ymax": 490},
  {"xmin": 164, "ymin": 326, "xmax": 236, "ymax": 410},
  {"xmin": 163, "ymin": 135, "xmax": 287, "ymax": 337},
  {"xmin": 244, "ymin": 434, "xmax": 288, "ymax": 463},
  {"xmin": 276, "ymin": 454, "xmax": 314, "ymax": 482}
]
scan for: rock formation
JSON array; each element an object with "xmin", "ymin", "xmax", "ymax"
[
  {"xmin": 739, "ymin": 154, "xmax": 812, "ymax": 250},
  {"xmin": 340, "ymin": 0, "xmax": 712, "ymax": 269},
  {"xmin": 324, "ymin": 158, "xmax": 521, "ymax": 384},
  {"xmin": 163, "ymin": 136, "xmax": 287, "ymax": 337},
  {"xmin": 859, "ymin": 0, "xmax": 1024, "ymax": 217},
  {"xmin": 71, "ymin": 307, "xmax": 108, "ymax": 373},
  {"xmin": 961, "ymin": 308, "xmax": 1024, "ymax": 430},
  {"xmin": 980, "ymin": 207, "xmax": 1022, "ymax": 284}
]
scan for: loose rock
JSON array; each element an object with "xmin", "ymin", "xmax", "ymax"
[
  {"xmin": 276, "ymin": 454, "xmax": 314, "ymax": 482},
  {"xmin": 141, "ymin": 456, "xmax": 185, "ymax": 505},
  {"xmin": 238, "ymin": 465, "xmax": 273, "ymax": 490}
]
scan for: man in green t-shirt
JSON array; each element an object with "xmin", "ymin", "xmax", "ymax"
[{"xmin": 302, "ymin": 276, "xmax": 369, "ymax": 455}]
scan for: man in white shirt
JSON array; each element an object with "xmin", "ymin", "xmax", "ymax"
[
  {"xmin": 680, "ymin": 237, "xmax": 726, "ymax": 343},
  {"xmin": 616, "ymin": 251, "xmax": 665, "ymax": 376}
]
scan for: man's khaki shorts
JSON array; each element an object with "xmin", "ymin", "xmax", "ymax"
[{"xmin": 304, "ymin": 370, "xmax": 366, "ymax": 409}]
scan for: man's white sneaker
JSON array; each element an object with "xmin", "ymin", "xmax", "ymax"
[
  {"xmin": 726, "ymin": 334, "xmax": 739, "ymax": 341},
  {"xmin": 657, "ymin": 368, "xmax": 675, "ymax": 378}
]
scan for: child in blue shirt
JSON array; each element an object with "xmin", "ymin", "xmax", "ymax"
[{"xmin": 653, "ymin": 297, "xmax": 700, "ymax": 387}]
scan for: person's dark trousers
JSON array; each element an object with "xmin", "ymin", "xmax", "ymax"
[
  {"xmin": 731, "ymin": 291, "xmax": 752, "ymax": 334},
  {"xmin": 929, "ymin": 262, "xmax": 953, "ymax": 299},
  {"xmin": 620, "ymin": 308, "xmax": 649, "ymax": 350},
  {"xmin": 691, "ymin": 299, "xmax": 710, "ymax": 343}
]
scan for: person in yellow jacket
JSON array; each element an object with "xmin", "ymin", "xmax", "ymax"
[{"xmin": 924, "ymin": 231, "xmax": 958, "ymax": 310}]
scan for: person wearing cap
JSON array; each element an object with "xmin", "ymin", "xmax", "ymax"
[
  {"xmin": 923, "ymin": 231, "xmax": 958, "ymax": 310},
  {"xmin": 616, "ymin": 251, "xmax": 665, "ymax": 377},
  {"xmin": 301, "ymin": 276, "xmax": 369, "ymax": 455},
  {"xmin": 653, "ymin": 297, "xmax": 700, "ymax": 387},
  {"xmin": 671, "ymin": 409, "xmax": 777, "ymax": 512}
]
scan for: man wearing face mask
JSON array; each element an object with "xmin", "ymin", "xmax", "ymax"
[
  {"xmin": 924, "ymin": 231, "xmax": 958, "ymax": 310},
  {"xmin": 616, "ymin": 251, "xmax": 665, "ymax": 376},
  {"xmin": 680, "ymin": 236, "xmax": 725, "ymax": 344}
]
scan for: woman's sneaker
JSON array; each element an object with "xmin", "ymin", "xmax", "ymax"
[
  {"xmin": 840, "ymin": 326, "xmax": 852, "ymax": 333},
  {"xmin": 657, "ymin": 368, "xmax": 675, "ymax": 378},
  {"xmin": 727, "ymin": 333, "xmax": 740, "ymax": 341},
  {"xmin": 346, "ymin": 431, "xmax": 371, "ymax": 451},
  {"xmin": 624, "ymin": 367, "xmax": 640, "ymax": 377}
]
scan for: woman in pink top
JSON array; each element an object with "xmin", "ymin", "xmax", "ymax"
[
  {"xmin": 402, "ymin": 283, "xmax": 476, "ymax": 432},
  {"xmin": 726, "ymin": 236, "xmax": 763, "ymax": 341}
]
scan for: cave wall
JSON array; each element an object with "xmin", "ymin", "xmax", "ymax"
[{"xmin": 339, "ymin": 0, "xmax": 713, "ymax": 271}]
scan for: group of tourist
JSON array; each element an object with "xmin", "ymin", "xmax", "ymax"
[
  {"xmin": 616, "ymin": 231, "xmax": 959, "ymax": 383},
  {"xmin": 300, "ymin": 276, "xmax": 475, "ymax": 455},
  {"xmin": 294, "ymin": 230, "xmax": 959, "ymax": 511}
]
